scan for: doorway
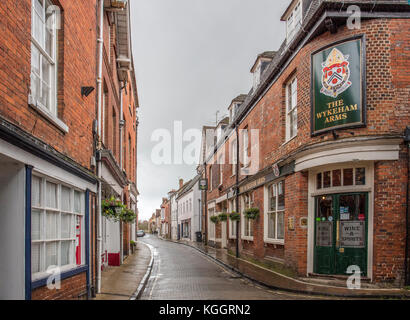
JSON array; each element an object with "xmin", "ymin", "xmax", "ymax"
[{"xmin": 314, "ymin": 193, "xmax": 368, "ymax": 276}]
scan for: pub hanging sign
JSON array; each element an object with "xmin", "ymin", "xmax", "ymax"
[{"xmin": 311, "ymin": 37, "xmax": 366, "ymax": 135}]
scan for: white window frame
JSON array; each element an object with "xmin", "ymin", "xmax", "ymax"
[
  {"xmin": 228, "ymin": 199, "xmax": 237, "ymax": 239},
  {"xmin": 31, "ymin": 174, "xmax": 85, "ymax": 281},
  {"xmin": 241, "ymin": 193, "xmax": 254, "ymax": 240},
  {"xmin": 286, "ymin": 1, "xmax": 302, "ymax": 43},
  {"xmin": 264, "ymin": 181, "xmax": 285, "ymax": 244},
  {"xmin": 285, "ymin": 76, "xmax": 298, "ymax": 141},
  {"xmin": 30, "ymin": 0, "xmax": 67, "ymax": 132},
  {"xmin": 242, "ymin": 128, "xmax": 249, "ymax": 167},
  {"xmin": 231, "ymin": 139, "xmax": 237, "ymax": 176},
  {"xmin": 219, "ymin": 154, "xmax": 223, "ymax": 186}
]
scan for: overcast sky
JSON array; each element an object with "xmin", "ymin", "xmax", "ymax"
[{"xmin": 130, "ymin": 0, "xmax": 290, "ymax": 221}]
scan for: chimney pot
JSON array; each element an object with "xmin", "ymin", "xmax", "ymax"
[{"xmin": 179, "ymin": 178, "xmax": 184, "ymax": 188}]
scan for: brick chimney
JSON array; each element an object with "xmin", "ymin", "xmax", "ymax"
[{"xmin": 179, "ymin": 178, "xmax": 184, "ymax": 189}]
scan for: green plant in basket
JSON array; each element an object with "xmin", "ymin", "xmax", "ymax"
[{"xmin": 244, "ymin": 207, "xmax": 260, "ymax": 220}]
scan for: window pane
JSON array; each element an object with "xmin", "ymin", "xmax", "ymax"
[
  {"xmin": 32, "ymin": 209, "xmax": 41, "ymax": 241},
  {"xmin": 41, "ymin": 80, "xmax": 51, "ymax": 109},
  {"xmin": 343, "ymin": 168, "xmax": 353, "ymax": 186},
  {"xmin": 42, "ymin": 57, "xmax": 51, "ymax": 86},
  {"xmin": 61, "ymin": 186, "xmax": 71, "ymax": 212},
  {"xmin": 277, "ymin": 212, "xmax": 284, "ymax": 240},
  {"xmin": 268, "ymin": 212, "xmax": 276, "ymax": 239},
  {"xmin": 31, "ymin": 44, "xmax": 40, "ymax": 76},
  {"xmin": 323, "ymin": 171, "xmax": 331, "ymax": 188},
  {"xmin": 32, "ymin": 176, "xmax": 41, "ymax": 207},
  {"xmin": 278, "ymin": 182, "xmax": 285, "ymax": 211},
  {"xmin": 46, "ymin": 211, "xmax": 58, "ymax": 239},
  {"xmin": 32, "ymin": 10, "xmax": 44, "ymax": 45},
  {"xmin": 61, "ymin": 213, "xmax": 71, "ymax": 239},
  {"xmin": 46, "ymin": 182, "xmax": 57, "ymax": 208},
  {"xmin": 74, "ymin": 191, "xmax": 84, "ymax": 213},
  {"xmin": 46, "ymin": 242, "xmax": 57, "ymax": 269},
  {"xmin": 291, "ymin": 79, "xmax": 297, "ymax": 108},
  {"xmin": 45, "ymin": 14, "xmax": 54, "ymax": 57},
  {"xmin": 317, "ymin": 173, "xmax": 322, "ymax": 189},
  {"xmin": 269, "ymin": 185, "xmax": 276, "ymax": 211},
  {"xmin": 355, "ymin": 168, "xmax": 366, "ymax": 185},
  {"xmin": 60, "ymin": 241, "xmax": 71, "ymax": 266},
  {"xmin": 332, "ymin": 169, "xmax": 341, "ymax": 187},
  {"xmin": 32, "ymin": 242, "xmax": 41, "ymax": 273},
  {"xmin": 249, "ymin": 220, "xmax": 253, "ymax": 237}
]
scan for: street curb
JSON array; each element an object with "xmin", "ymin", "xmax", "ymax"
[
  {"xmin": 130, "ymin": 241, "xmax": 154, "ymax": 300},
  {"xmin": 165, "ymin": 238, "xmax": 410, "ymax": 299}
]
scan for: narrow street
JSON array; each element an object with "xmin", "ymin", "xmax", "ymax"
[{"xmin": 140, "ymin": 234, "xmax": 327, "ymax": 300}]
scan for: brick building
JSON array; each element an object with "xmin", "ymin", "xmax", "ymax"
[
  {"xmin": 201, "ymin": 0, "xmax": 410, "ymax": 286},
  {"xmin": 0, "ymin": 0, "xmax": 139, "ymax": 299}
]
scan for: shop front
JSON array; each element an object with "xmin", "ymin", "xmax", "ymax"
[{"xmin": 296, "ymin": 137, "xmax": 401, "ymax": 281}]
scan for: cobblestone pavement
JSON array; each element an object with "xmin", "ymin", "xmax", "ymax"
[{"xmin": 139, "ymin": 234, "xmax": 334, "ymax": 300}]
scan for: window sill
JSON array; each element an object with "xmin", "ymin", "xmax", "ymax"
[
  {"xmin": 242, "ymin": 236, "xmax": 254, "ymax": 241},
  {"xmin": 282, "ymin": 134, "xmax": 297, "ymax": 147},
  {"xmin": 229, "ymin": 236, "xmax": 237, "ymax": 240},
  {"xmin": 264, "ymin": 238, "xmax": 284, "ymax": 245},
  {"xmin": 32, "ymin": 264, "xmax": 87, "ymax": 289},
  {"xmin": 29, "ymin": 98, "xmax": 69, "ymax": 134}
]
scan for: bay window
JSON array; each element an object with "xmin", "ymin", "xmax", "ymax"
[
  {"xmin": 31, "ymin": 175, "xmax": 85, "ymax": 280},
  {"xmin": 265, "ymin": 181, "xmax": 285, "ymax": 242},
  {"xmin": 30, "ymin": 0, "xmax": 58, "ymax": 115}
]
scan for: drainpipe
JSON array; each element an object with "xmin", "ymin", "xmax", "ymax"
[
  {"xmin": 404, "ymin": 126, "xmax": 410, "ymax": 286},
  {"xmin": 204, "ymin": 162, "xmax": 208, "ymax": 245},
  {"xmin": 235, "ymin": 125, "xmax": 240, "ymax": 258},
  {"xmin": 119, "ymin": 86, "xmax": 124, "ymax": 170},
  {"xmin": 96, "ymin": 0, "xmax": 104, "ymax": 294}
]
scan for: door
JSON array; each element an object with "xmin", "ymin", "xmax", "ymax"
[{"xmin": 314, "ymin": 193, "xmax": 368, "ymax": 276}]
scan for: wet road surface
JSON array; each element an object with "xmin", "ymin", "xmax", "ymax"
[{"xmin": 139, "ymin": 234, "xmax": 330, "ymax": 300}]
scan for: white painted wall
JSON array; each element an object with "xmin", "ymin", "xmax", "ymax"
[
  {"xmin": 0, "ymin": 159, "xmax": 25, "ymax": 299},
  {"xmin": 170, "ymin": 194, "xmax": 178, "ymax": 240},
  {"xmin": 178, "ymin": 180, "xmax": 201, "ymax": 241}
]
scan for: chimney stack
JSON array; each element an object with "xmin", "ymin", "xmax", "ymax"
[{"xmin": 179, "ymin": 178, "xmax": 184, "ymax": 189}]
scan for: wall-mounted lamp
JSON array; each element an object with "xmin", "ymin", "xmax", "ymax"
[{"xmin": 81, "ymin": 86, "xmax": 95, "ymax": 97}]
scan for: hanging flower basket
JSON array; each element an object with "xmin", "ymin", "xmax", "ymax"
[
  {"xmin": 120, "ymin": 208, "xmax": 137, "ymax": 224},
  {"xmin": 229, "ymin": 212, "xmax": 240, "ymax": 221},
  {"xmin": 102, "ymin": 196, "xmax": 125, "ymax": 222},
  {"xmin": 218, "ymin": 213, "xmax": 228, "ymax": 222},
  {"xmin": 244, "ymin": 207, "xmax": 260, "ymax": 220},
  {"xmin": 210, "ymin": 215, "xmax": 219, "ymax": 224}
]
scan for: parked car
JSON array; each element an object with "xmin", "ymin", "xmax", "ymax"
[{"xmin": 137, "ymin": 230, "xmax": 145, "ymax": 237}]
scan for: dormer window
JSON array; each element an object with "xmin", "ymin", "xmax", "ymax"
[
  {"xmin": 253, "ymin": 61, "xmax": 262, "ymax": 90},
  {"xmin": 286, "ymin": 1, "xmax": 302, "ymax": 43}
]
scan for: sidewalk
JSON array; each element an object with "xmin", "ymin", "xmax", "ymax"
[
  {"xmin": 169, "ymin": 238, "xmax": 410, "ymax": 299},
  {"xmin": 95, "ymin": 241, "xmax": 152, "ymax": 300}
]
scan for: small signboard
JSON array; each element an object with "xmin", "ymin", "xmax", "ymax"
[
  {"xmin": 340, "ymin": 221, "xmax": 365, "ymax": 248},
  {"xmin": 199, "ymin": 179, "xmax": 208, "ymax": 191},
  {"xmin": 316, "ymin": 221, "xmax": 333, "ymax": 247}
]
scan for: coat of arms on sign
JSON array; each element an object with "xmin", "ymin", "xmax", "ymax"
[{"xmin": 320, "ymin": 48, "xmax": 352, "ymax": 98}]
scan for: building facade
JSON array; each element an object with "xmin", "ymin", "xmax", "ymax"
[
  {"xmin": 202, "ymin": 0, "xmax": 410, "ymax": 286},
  {"xmin": 0, "ymin": 0, "xmax": 139, "ymax": 299}
]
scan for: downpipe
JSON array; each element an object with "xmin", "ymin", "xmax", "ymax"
[{"xmin": 96, "ymin": 0, "xmax": 104, "ymax": 294}]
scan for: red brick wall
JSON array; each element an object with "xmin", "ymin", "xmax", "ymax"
[
  {"xmin": 0, "ymin": 0, "xmax": 98, "ymax": 170},
  {"xmin": 31, "ymin": 272, "xmax": 87, "ymax": 300},
  {"xmin": 373, "ymin": 145, "xmax": 408, "ymax": 284}
]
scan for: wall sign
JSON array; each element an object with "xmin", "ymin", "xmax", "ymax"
[
  {"xmin": 340, "ymin": 221, "xmax": 365, "ymax": 248},
  {"xmin": 311, "ymin": 37, "xmax": 366, "ymax": 135},
  {"xmin": 199, "ymin": 179, "xmax": 208, "ymax": 191}
]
